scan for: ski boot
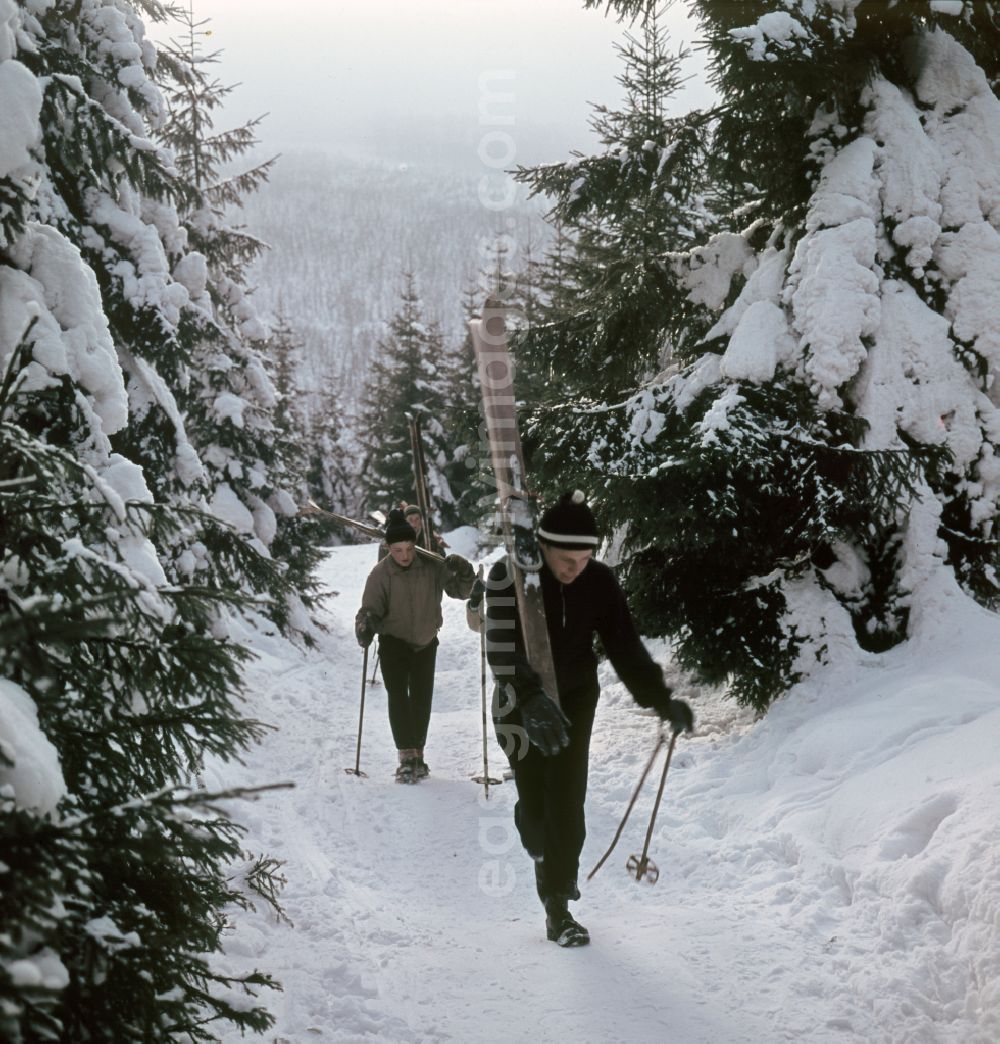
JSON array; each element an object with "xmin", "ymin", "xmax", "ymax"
[
  {"xmin": 544, "ymin": 897, "xmax": 589, "ymax": 947},
  {"xmin": 413, "ymin": 747, "xmax": 430, "ymax": 780},
  {"xmin": 394, "ymin": 750, "xmax": 419, "ymax": 784},
  {"xmin": 394, "ymin": 760, "xmax": 417, "ymax": 784}
]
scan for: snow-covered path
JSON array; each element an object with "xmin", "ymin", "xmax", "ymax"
[{"xmin": 213, "ymin": 543, "xmax": 1000, "ymax": 1044}]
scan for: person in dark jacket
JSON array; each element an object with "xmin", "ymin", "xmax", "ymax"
[
  {"xmin": 484, "ymin": 490, "xmax": 693, "ymax": 947},
  {"xmin": 356, "ymin": 509, "xmax": 475, "ymax": 783}
]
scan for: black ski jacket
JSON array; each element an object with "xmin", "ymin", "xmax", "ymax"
[{"xmin": 485, "ymin": 556, "xmax": 671, "ymax": 711}]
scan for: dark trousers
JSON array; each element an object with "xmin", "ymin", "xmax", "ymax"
[
  {"xmin": 494, "ymin": 682, "xmax": 599, "ymax": 903},
  {"xmin": 379, "ymin": 634, "xmax": 438, "ymax": 750}
]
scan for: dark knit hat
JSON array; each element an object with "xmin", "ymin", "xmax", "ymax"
[
  {"xmin": 538, "ymin": 490, "xmax": 599, "ymax": 549},
  {"xmin": 384, "ymin": 508, "xmax": 417, "ymax": 545}
]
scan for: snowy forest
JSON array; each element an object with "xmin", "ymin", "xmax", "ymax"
[{"xmin": 3, "ymin": 0, "xmax": 1000, "ymax": 1041}]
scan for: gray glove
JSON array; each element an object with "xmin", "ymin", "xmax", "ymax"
[{"xmin": 355, "ymin": 611, "xmax": 374, "ymax": 649}]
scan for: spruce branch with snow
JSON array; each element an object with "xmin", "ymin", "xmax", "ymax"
[{"xmin": 265, "ymin": 308, "xmax": 341, "ymax": 566}]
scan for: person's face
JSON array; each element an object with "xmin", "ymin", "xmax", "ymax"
[
  {"xmin": 407, "ymin": 514, "xmax": 424, "ymax": 533},
  {"xmin": 541, "ymin": 543, "xmax": 593, "ymax": 585},
  {"xmin": 388, "ymin": 541, "xmax": 416, "ymax": 567}
]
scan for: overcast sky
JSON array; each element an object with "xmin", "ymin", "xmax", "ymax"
[{"xmin": 149, "ymin": 0, "xmax": 714, "ymax": 164}]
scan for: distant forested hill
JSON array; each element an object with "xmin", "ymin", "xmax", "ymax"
[{"xmin": 242, "ymin": 147, "xmax": 548, "ymax": 414}]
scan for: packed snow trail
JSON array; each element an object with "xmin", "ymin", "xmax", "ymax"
[{"xmin": 212, "ymin": 542, "xmax": 1000, "ymax": 1043}]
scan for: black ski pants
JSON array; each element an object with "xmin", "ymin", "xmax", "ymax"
[
  {"xmin": 378, "ymin": 634, "xmax": 438, "ymax": 751},
  {"xmin": 495, "ymin": 681, "xmax": 599, "ymax": 903}
]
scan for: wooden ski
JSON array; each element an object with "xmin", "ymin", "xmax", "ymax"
[
  {"xmin": 405, "ymin": 412, "xmax": 435, "ymax": 554},
  {"xmin": 299, "ymin": 501, "xmax": 442, "ymax": 561},
  {"xmin": 469, "ymin": 297, "xmax": 560, "ymax": 706}
]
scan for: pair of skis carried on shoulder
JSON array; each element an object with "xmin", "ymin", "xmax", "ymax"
[
  {"xmin": 467, "ymin": 297, "xmax": 560, "ymax": 707},
  {"xmin": 405, "ymin": 412, "xmax": 436, "ymax": 556},
  {"xmin": 299, "ymin": 500, "xmax": 442, "ymax": 561}
]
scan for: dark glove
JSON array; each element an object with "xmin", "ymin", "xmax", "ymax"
[
  {"xmin": 446, "ymin": 553, "xmax": 475, "ymax": 581},
  {"xmin": 445, "ymin": 554, "xmax": 475, "ymax": 596},
  {"xmin": 355, "ymin": 612, "xmax": 374, "ymax": 649},
  {"xmin": 467, "ymin": 577, "xmax": 486, "ymax": 612},
  {"xmin": 519, "ymin": 690, "xmax": 571, "ymax": 757},
  {"xmin": 651, "ymin": 689, "xmax": 694, "ymax": 734}
]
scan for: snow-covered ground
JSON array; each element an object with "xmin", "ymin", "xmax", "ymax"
[{"xmin": 211, "ymin": 540, "xmax": 1000, "ymax": 1043}]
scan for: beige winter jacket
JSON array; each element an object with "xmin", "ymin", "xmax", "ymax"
[{"xmin": 357, "ymin": 552, "xmax": 474, "ymax": 650}]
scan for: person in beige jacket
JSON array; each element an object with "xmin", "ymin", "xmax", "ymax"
[{"xmin": 355, "ymin": 509, "xmax": 475, "ymax": 783}]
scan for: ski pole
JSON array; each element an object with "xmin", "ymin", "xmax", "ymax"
[
  {"xmin": 344, "ymin": 646, "xmax": 369, "ymax": 778},
  {"xmin": 471, "ymin": 573, "xmax": 502, "ymax": 794},
  {"xmin": 369, "ymin": 639, "xmax": 380, "ymax": 686},
  {"xmin": 587, "ymin": 732, "xmax": 666, "ymax": 881},
  {"xmin": 626, "ymin": 729, "xmax": 679, "ymax": 884}
]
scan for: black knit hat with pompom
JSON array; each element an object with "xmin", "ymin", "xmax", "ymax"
[
  {"xmin": 537, "ymin": 490, "xmax": 599, "ymax": 549},
  {"xmin": 384, "ymin": 508, "xmax": 417, "ymax": 545}
]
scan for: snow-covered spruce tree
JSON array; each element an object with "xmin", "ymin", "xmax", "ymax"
[
  {"xmin": 305, "ymin": 374, "xmax": 356, "ymax": 521},
  {"xmin": 357, "ymin": 273, "xmax": 456, "ymax": 523},
  {"xmin": 262, "ymin": 308, "xmax": 334, "ymax": 567},
  {"xmin": 0, "ymin": 409, "xmax": 279, "ymax": 1039},
  {"xmin": 0, "ymin": 1, "xmax": 284, "ymax": 1035},
  {"xmin": 155, "ymin": 5, "xmax": 323, "ymax": 634},
  {"xmin": 269, "ymin": 311, "xmax": 309, "ymax": 487},
  {"xmin": 514, "ymin": 5, "xmax": 714, "ymax": 402},
  {"xmin": 548, "ymin": 0, "xmax": 1000, "ymax": 710}
]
